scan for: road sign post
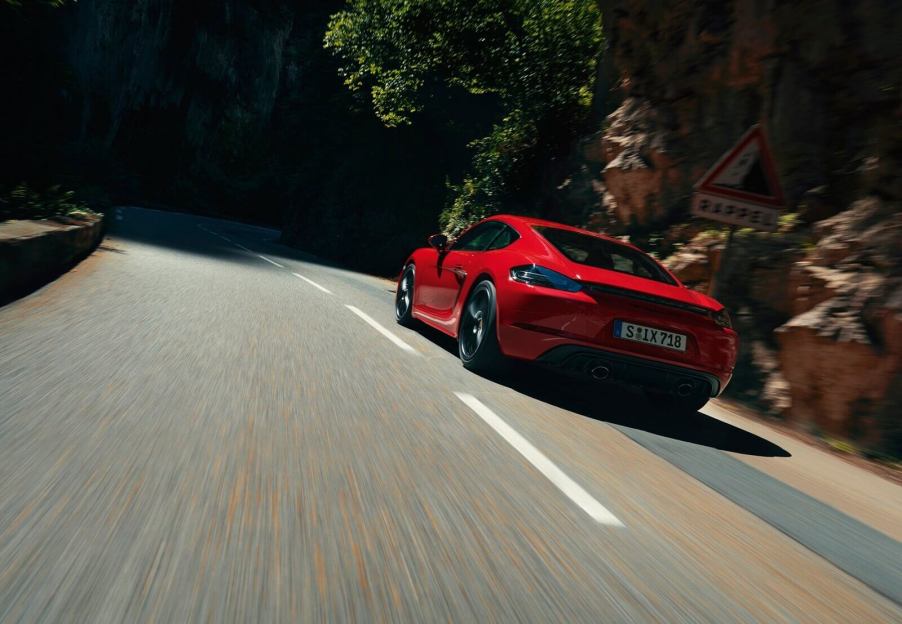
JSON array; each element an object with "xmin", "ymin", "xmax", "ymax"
[
  {"xmin": 709, "ymin": 225, "xmax": 736, "ymax": 299},
  {"xmin": 691, "ymin": 125, "xmax": 785, "ymax": 296}
]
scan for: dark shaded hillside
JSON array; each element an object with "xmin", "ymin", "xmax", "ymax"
[{"xmin": 0, "ymin": 0, "xmax": 496, "ymax": 273}]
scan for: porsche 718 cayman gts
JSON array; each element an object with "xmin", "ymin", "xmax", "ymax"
[{"xmin": 395, "ymin": 215, "xmax": 738, "ymax": 413}]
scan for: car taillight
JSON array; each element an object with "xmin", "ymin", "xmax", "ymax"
[
  {"xmin": 510, "ymin": 265, "xmax": 582, "ymax": 292},
  {"xmin": 712, "ymin": 308, "xmax": 732, "ymax": 329}
]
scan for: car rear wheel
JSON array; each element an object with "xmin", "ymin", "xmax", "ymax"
[
  {"xmin": 459, "ymin": 280, "xmax": 504, "ymax": 373},
  {"xmin": 395, "ymin": 265, "xmax": 415, "ymax": 326}
]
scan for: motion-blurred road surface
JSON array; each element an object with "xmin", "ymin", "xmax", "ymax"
[{"xmin": 1, "ymin": 207, "xmax": 900, "ymax": 622}]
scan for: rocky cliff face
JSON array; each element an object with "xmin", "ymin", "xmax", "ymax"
[
  {"xmin": 69, "ymin": 0, "xmax": 295, "ymax": 147},
  {"xmin": 51, "ymin": 0, "xmax": 352, "ymax": 224},
  {"xmin": 777, "ymin": 199, "xmax": 901, "ymax": 451},
  {"xmin": 582, "ymin": 0, "xmax": 901, "ymax": 230},
  {"xmin": 583, "ymin": 0, "xmax": 901, "ymax": 455},
  {"xmin": 664, "ymin": 198, "xmax": 901, "ymax": 454}
]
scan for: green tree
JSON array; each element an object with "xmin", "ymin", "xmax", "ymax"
[{"xmin": 325, "ymin": 0, "xmax": 602, "ymax": 233}]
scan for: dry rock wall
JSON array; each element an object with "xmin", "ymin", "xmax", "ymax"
[{"xmin": 584, "ymin": 0, "xmax": 901, "ymax": 455}]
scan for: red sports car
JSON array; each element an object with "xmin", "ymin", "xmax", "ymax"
[{"xmin": 395, "ymin": 215, "xmax": 738, "ymax": 413}]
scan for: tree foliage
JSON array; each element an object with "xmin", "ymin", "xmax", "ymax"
[
  {"xmin": 325, "ymin": 0, "xmax": 603, "ymax": 233},
  {"xmin": 0, "ymin": 183, "xmax": 95, "ymax": 222}
]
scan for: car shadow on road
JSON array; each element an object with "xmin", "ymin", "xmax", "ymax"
[
  {"xmin": 409, "ymin": 322, "xmax": 791, "ymax": 458},
  {"xmin": 501, "ymin": 364, "xmax": 791, "ymax": 457},
  {"xmin": 410, "ymin": 322, "xmax": 460, "ymax": 356}
]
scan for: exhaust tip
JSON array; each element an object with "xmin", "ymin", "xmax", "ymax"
[
  {"xmin": 590, "ymin": 364, "xmax": 611, "ymax": 381},
  {"xmin": 676, "ymin": 382, "xmax": 694, "ymax": 397}
]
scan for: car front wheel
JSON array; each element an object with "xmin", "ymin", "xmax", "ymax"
[
  {"xmin": 458, "ymin": 280, "xmax": 504, "ymax": 373},
  {"xmin": 395, "ymin": 265, "xmax": 415, "ymax": 326}
]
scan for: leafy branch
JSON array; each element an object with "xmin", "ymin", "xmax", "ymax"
[{"xmin": 325, "ymin": 0, "xmax": 602, "ymax": 233}]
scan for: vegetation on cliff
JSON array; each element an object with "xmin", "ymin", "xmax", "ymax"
[
  {"xmin": 0, "ymin": 184, "xmax": 96, "ymax": 222},
  {"xmin": 325, "ymin": 0, "xmax": 602, "ymax": 233}
]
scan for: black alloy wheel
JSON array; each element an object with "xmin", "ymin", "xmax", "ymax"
[
  {"xmin": 395, "ymin": 265, "xmax": 415, "ymax": 326},
  {"xmin": 459, "ymin": 280, "xmax": 504, "ymax": 372}
]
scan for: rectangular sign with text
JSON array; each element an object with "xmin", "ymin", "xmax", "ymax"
[{"xmin": 691, "ymin": 192, "xmax": 779, "ymax": 231}]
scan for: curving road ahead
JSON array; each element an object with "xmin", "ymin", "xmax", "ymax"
[{"xmin": 1, "ymin": 207, "xmax": 900, "ymax": 623}]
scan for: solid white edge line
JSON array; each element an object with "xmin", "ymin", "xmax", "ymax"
[
  {"xmin": 292, "ymin": 272, "xmax": 333, "ymax": 295},
  {"xmin": 257, "ymin": 254, "xmax": 285, "ymax": 268},
  {"xmin": 454, "ymin": 392, "xmax": 624, "ymax": 527},
  {"xmin": 235, "ymin": 243, "xmax": 251, "ymax": 252},
  {"xmin": 345, "ymin": 305, "xmax": 418, "ymax": 355}
]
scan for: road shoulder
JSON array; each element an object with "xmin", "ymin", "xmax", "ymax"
[{"xmin": 706, "ymin": 400, "xmax": 902, "ymax": 542}]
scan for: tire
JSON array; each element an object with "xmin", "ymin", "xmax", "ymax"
[
  {"xmin": 647, "ymin": 390, "xmax": 709, "ymax": 416},
  {"xmin": 395, "ymin": 265, "xmax": 416, "ymax": 326},
  {"xmin": 458, "ymin": 280, "xmax": 505, "ymax": 373}
]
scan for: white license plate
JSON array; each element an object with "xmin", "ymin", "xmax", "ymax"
[{"xmin": 614, "ymin": 320, "xmax": 687, "ymax": 352}]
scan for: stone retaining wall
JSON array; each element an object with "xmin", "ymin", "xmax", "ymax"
[{"xmin": 0, "ymin": 215, "xmax": 104, "ymax": 303}]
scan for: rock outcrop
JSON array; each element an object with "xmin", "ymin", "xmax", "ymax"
[
  {"xmin": 776, "ymin": 199, "xmax": 902, "ymax": 451},
  {"xmin": 598, "ymin": 98, "xmax": 681, "ymax": 227},
  {"xmin": 664, "ymin": 198, "xmax": 901, "ymax": 454},
  {"xmin": 579, "ymin": 0, "xmax": 902, "ymax": 230},
  {"xmin": 576, "ymin": 0, "xmax": 902, "ymax": 456}
]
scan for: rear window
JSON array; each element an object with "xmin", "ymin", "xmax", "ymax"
[{"xmin": 534, "ymin": 226, "xmax": 676, "ymax": 285}]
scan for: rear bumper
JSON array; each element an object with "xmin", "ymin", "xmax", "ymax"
[
  {"xmin": 535, "ymin": 345, "xmax": 725, "ymax": 397},
  {"xmin": 494, "ymin": 279, "xmax": 736, "ymax": 395}
]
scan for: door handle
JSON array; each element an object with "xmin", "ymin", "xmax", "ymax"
[{"xmin": 450, "ymin": 265, "xmax": 467, "ymax": 278}]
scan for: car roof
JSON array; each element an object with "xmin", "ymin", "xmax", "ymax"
[
  {"xmin": 487, "ymin": 214, "xmax": 637, "ymax": 249},
  {"xmin": 479, "ymin": 214, "xmax": 687, "ymax": 292}
]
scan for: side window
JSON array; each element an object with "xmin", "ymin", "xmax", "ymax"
[
  {"xmin": 611, "ymin": 253, "xmax": 633, "ymax": 273},
  {"xmin": 485, "ymin": 225, "xmax": 520, "ymax": 250},
  {"xmin": 451, "ymin": 222, "xmax": 505, "ymax": 251}
]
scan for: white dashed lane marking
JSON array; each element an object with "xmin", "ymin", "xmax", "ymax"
[
  {"xmin": 199, "ymin": 224, "xmax": 421, "ymax": 362},
  {"xmin": 292, "ymin": 273, "xmax": 333, "ymax": 295},
  {"xmin": 345, "ymin": 305, "xmax": 418, "ymax": 355},
  {"xmin": 454, "ymin": 392, "xmax": 624, "ymax": 527},
  {"xmin": 257, "ymin": 254, "xmax": 285, "ymax": 268}
]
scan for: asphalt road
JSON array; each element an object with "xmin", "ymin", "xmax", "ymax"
[{"xmin": 1, "ymin": 207, "xmax": 900, "ymax": 623}]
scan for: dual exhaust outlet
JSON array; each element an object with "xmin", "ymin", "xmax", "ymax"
[{"xmin": 590, "ymin": 362, "xmax": 695, "ymax": 397}]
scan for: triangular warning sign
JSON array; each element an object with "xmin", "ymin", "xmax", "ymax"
[{"xmin": 694, "ymin": 125, "xmax": 785, "ymax": 207}]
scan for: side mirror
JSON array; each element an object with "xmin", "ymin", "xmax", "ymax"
[{"xmin": 427, "ymin": 234, "xmax": 448, "ymax": 251}]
